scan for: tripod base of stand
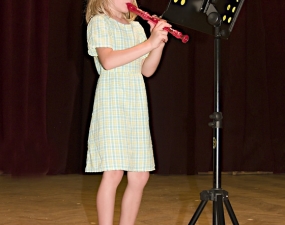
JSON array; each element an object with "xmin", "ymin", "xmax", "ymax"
[{"xmin": 188, "ymin": 189, "xmax": 239, "ymax": 225}]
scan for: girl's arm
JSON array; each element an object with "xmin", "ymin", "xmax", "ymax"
[
  {"xmin": 96, "ymin": 20, "xmax": 170, "ymax": 72},
  {"xmin": 96, "ymin": 41, "xmax": 153, "ymax": 71},
  {"xmin": 141, "ymin": 44, "xmax": 164, "ymax": 77},
  {"xmin": 142, "ymin": 19, "xmax": 171, "ymax": 77}
]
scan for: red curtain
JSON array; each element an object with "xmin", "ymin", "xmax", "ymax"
[
  {"xmin": 0, "ymin": 0, "xmax": 284, "ymax": 175},
  {"xmin": 0, "ymin": 0, "xmax": 86, "ymax": 175},
  {"xmin": 0, "ymin": 0, "xmax": 50, "ymax": 175}
]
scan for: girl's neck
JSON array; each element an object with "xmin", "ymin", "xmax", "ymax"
[{"xmin": 111, "ymin": 14, "xmax": 129, "ymax": 25}]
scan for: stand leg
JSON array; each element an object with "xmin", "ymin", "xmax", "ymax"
[
  {"xmin": 224, "ymin": 198, "xmax": 239, "ymax": 225},
  {"xmin": 213, "ymin": 194, "xmax": 225, "ymax": 225},
  {"xmin": 213, "ymin": 200, "xmax": 218, "ymax": 225},
  {"xmin": 217, "ymin": 195, "xmax": 225, "ymax": 225},
  {"xmin": 188, "ymin": 200, "xmax": 208, "ymax": 225}
]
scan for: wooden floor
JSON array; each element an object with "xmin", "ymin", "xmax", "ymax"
[{"xmin": 0, "ymin": 173, "xmax": 284, "ymax": 225}]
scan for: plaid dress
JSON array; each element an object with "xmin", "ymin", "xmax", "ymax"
[{"xmin": 85, "ymin": 14, "xmax": 155, "ymax": 172}]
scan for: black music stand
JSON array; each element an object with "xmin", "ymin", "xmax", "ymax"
[
  {"xmin": 187, "ymin": 13, "xmax": 239, "ymax": 224},
  {"xmin": 162, "ymin": 0, "xmax": 245, "ymax": 224}
]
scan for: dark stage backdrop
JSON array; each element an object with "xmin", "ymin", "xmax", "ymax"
[{"xmin": 0, "ymin": 0, "xmax": 284, "ymax": 175}]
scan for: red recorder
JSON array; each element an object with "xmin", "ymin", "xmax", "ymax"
[{"xmin": 126, "ymin": 3, "xmax": 189, "ymax": 43}]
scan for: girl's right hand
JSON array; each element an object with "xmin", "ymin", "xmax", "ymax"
[{"xmin": 147, "ymin": 20, "xmax": 172, "ymax": 49}]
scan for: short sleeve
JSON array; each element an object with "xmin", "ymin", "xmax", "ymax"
[
  {"xmin": 87, "ymin": 15, "xmax": 113, "ymax": 57},
  {"xmin": 132, "ymin": 21, "xmax": 149, "ymax": 59},
  {"xmin": 137, "ymin": 23, "xmax": 147, "ymax": 43}
]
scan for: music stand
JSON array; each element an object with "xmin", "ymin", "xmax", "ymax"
[{"xmin": 161, "ymin": 0, "xmax": 245, "ymax": 224}]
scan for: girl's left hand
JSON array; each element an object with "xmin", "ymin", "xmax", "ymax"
[{"xmin": 147, "ymin": 17, "xmax": 171, "ymax": 46}]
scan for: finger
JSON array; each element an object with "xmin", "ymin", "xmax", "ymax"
[
  {"xmin": 147, "ymin": 21, "xmax": 155, "ymax": 31},
  {"xmin": 158, "ymin": 18, "xmax": 167, "ymax": 22},
  {"xmin": 153, "ymin": 23, "xmax": 167, "ymax": 32},
  {"xmin": 162, "ymin": 38, "xmax": 168, "ymax": 43},
  {"xmin": 161, "ymin": 34, "xmax": 168, "ymax": 43},
  {"xmin": 155, "ymin": 21, "xmax": 171, "ymax": 31},
  {"xmin": 157, "ymin": 20, "xmax": 171, "ymax": 26}
]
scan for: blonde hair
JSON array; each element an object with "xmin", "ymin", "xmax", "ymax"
[{"xmin": 85, "ymin": 0, "xmax": 138, "ymax": 23}]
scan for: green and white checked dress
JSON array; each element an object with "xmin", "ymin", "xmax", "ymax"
[{"xmin": 85, "ymin": 14, "xmax": 155, "ymax": 172}]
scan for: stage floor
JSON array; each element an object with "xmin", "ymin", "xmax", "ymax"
[{"xmin": 0, "ymin": 174, "xmax": 284, "ymax": 224}]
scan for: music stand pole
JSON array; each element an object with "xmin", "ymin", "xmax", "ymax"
[{"xmin": 188, "ymin": 12, "xmax": 239, "ymax": 225}]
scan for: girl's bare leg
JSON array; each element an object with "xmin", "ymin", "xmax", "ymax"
[
  {"xmin": 119, "ymin": 171, "xmax": 150, "ymax": 225},
  {"xmin": 96, "ymin": 170, "xmax": 124, "ymax": 225}
]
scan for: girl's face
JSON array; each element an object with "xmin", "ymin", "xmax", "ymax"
[{"xmin": 110, "ymin": 0, "xmax": 133, "ymax": 16}]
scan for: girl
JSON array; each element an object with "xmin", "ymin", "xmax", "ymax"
[{"xmin": 85, "ymin": 0, "xmax": 171, "ymax": 224}]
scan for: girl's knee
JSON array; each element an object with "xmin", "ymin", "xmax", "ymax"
[
  {"xmin": 102, "ymin": 170, "xmax": 124, "ymax": 185},
  {"xmin": 127, "ymin": 172, "xmax": 150, "ymax": 188}
]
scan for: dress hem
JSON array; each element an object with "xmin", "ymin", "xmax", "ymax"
[{"xmin": 85, "ymin": 167, "xmax": 155, "ymax": 173}]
